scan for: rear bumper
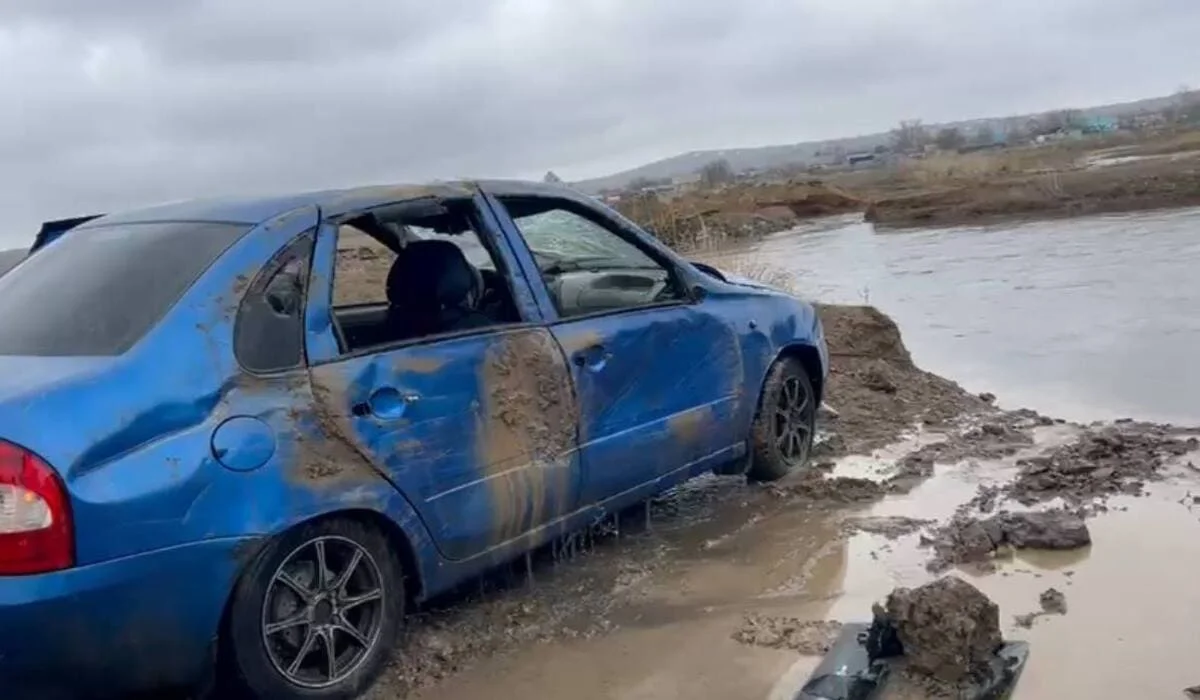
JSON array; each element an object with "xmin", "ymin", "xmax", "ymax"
[{"xmin": 0, "ymin": 537, "xmax": 255, "ymax": 699}]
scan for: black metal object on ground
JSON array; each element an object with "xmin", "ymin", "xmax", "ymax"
[{"xmin": 793, "ymin": 622, "xmax": 1030, "ymax": 700}]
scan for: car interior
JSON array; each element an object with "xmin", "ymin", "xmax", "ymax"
[
  {"xmin": 330, "ymin": 198, "xmax": 521, "ymax": 353},
  {"xmin": 328, "ymin": 196, "xmax": 688, "ymax": 355}
]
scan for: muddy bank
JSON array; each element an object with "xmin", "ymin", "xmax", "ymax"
[
  {"xmin": 616, "ymin": 181, "xmax": 864, "ymax": 249},
  {"xmin": 863, "ymin": 154, "xmax": 1200, "ymax": 229},
  {"xmin": 814, "ymin": 304, "xmax": 996, "ymax": 457}
]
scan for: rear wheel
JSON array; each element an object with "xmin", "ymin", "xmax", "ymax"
[
  {"xmin": 224, "ymin": 518, "xmax": 404, "ymax": 699},
  {"xmin": 747, "ymin": 357, "xmax": 817, "ymax": 482}
]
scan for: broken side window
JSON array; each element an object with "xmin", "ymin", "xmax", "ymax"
[
  {"xmin": 234, "ymin": 231, "xmax": 315, "ymax": 373},
  {"xmin": 328, "ymin": 200, "xmax": 523, "ymax": 354}
]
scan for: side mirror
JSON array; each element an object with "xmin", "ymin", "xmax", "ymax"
[{"xmin": 691, "ymin": 284, "xmax": 709, "ymax": 301}]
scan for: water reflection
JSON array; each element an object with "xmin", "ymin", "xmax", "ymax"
[{"xmin": 730, "ymin": 208, "xmax": 1200, "ymax": 425}]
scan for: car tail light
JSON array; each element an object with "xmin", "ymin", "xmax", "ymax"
[{"xmin": 0, "ymin": 441, "xmax": 73, "ymax": 575}]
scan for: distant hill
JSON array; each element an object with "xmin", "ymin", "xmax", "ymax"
[
  {"xmin": 0, "ymin": 248, "xmax": 24, "ymax": 276},
  {"xmin": 571, "ymin": 91, "xmax": 1191, "ymax": 193}
]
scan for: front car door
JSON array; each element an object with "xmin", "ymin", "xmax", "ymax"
[
  {"xmin": 303, "ymin": 193, "xmax": 581, "ymax": 561},
  {"xmin": 482, "ymin": 188, "xmax": 747, "ymax": 506}
]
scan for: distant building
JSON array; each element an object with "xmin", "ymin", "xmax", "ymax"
[
  {"xmin": 846, "ymin": 152, "xmax": 877, "ymax": 166},
  {"xmin": 1080, "ymin": 116, "xmax": 1118, "ymax": 134}
]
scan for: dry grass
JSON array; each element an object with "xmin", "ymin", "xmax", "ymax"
[
  {"xmin": 690, "ymin": 250, "xmax": 801, "ymax": 295},
  {"xmin": 1109, "ymin": 129, "xmax": 1200, "ymax": 157},
  {"xmin": 615, "ymin": 182, "xmax": 863, "ymax": 253},
  {"xmin": 893, "ymin": 148, "xmax": 1077, "ymax": 187}
]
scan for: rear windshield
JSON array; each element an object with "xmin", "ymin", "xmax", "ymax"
[{"xmin": 0, "ymin": 221, "xmax": 249, "ymax": 356}]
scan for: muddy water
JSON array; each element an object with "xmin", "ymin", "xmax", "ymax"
[
  {"xmin": 730, "ymin": 208, "xmax": 1200, "ymax": 425},
  {"xmin": 419, "ymin": 427, "xmax": 1200, "ymax": 700}
]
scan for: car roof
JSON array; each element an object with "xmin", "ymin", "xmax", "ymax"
[{"xmin": 74, "ymin": 179, "xmax": 590, "ymax": 229}]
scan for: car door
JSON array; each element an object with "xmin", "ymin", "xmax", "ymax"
[
  {"xmin": 483, "ymin": 191, "xmax": 747, "ymax": 506},
  {"xmin": 303, "ymin": 194, "xmax": 581, "ymax": 561}
]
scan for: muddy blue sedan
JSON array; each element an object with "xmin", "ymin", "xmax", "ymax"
[{"xmin": 0, "ymin": 180, "xmax": 827, "ymax": 699}]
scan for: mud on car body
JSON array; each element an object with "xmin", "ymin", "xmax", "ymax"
[{"xmin": 0, "ymin": 180, "xmax": 828, "ymax": 699}]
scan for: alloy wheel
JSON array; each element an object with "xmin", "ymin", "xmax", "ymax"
[
  {"xmin": 773, "ymin": 375, "xmax": 813, "ymax": 465},
  {"xmin": 261, "ymin": 535, "xmax": 386, "ymax": 689}
]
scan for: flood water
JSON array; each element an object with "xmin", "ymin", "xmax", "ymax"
[{"xmin": 729, "ymin": 207, "xmax": 1200, "ymax": 426}]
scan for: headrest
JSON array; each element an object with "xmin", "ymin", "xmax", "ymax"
[{"xmin": 386, "ymin": 239, "xmax": 480, "ymax": 309}]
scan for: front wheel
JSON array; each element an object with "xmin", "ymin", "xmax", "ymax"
[
  {"xmin": 223, "ymin": 518, "xmax": 404, "ymax": 699},
  {"xmin": 747, "ymin": 357, "xmax": 817, "ymax": 482}
]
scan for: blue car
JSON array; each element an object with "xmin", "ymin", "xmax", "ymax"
[{"xmin": 0, "ymin": 180, "xmax": 827, "ymax": 699}]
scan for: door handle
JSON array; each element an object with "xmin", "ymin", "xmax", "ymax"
[
  {"xmin": 353, "ymin": 387, "xmax": 419, "ymax": 420},
  {"xmin": 573, "ymin": 346, "xmax": 612, "ymax": 371}
]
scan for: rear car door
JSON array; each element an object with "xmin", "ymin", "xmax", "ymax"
[
  {"xmin": 483, "ymin": 191, "xmax": 747, "ymax": 506},
  {"xmin": 303, "ymin": 194, "xmax": 581, "ymax": 561}
]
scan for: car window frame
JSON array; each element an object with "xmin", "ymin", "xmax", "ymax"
[
  {"xmin": 233, "ymin": 229, "xmax": 316, "ymax": 375},
  {"xmin": 494, "ymin": 194, "xmax": 698, "ymax": 324},
  {"xmin": 309, "ymin": 198, "xmax": 541, "ymax": 366}
]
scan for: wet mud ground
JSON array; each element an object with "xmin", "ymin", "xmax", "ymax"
[{"xmin": 365, "ymin": 306, "xmax": 1200, "ymax": 700}]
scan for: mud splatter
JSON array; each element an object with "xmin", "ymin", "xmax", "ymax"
[
  {"xmin": 479, "ymin": 329, "xmax": 579, "ymax": 544},
  {"xmin": 294, "ymin": 376, "xmax": 380, "ymax": 486},
  {"xmin": 395, "ymin": 355, "xmax": 447, "ymax": 374},
  {"xmin": 668, "ymin": 405, "xmax": 715, "ymax": 445},
  {"xmin": 732, "ymin": 614, "xmax": 843, "ymax": 656},
  {"xmin": 1014, "ymin": 587, "xmax": 1068, "ymax": 628}
]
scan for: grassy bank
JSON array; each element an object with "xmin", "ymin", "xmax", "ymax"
[
  {"xmin": 613, "ymin": 181, "xmax": 862, "ymax": 251},
  {"xmin": 616, "ymin": 128, "xmax": 1200, "ymax": 238},
  {"xmin": 838, "ymin": 130, "xmax": 1200, "ymax": 228}
]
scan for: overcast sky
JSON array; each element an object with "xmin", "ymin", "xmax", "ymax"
[{"xmin": 2, "ymin": 0, "xmax": 1198, "ymax": 247}]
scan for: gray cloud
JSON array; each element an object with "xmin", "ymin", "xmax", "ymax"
[{"xmin": 2, "ymin": 0, "xmax": 1198, "ymax": 246}]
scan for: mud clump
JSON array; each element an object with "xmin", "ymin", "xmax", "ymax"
[
  {"xmin": 771, "ymin": 473, "xmax": 886, "ymax": 505},
  {"xmin": 732, "ymin": 614, "xmax": 843, "ymax": 656},
  {"xmin": 846, "ymin": 515, "xmax": 935, "ymax": 540},
  {"xmin": 1010, "ymin": 424, "xmax": 1198, "ymax": 505},
  {"xmin": 873, "ymin": 577, "xmax": 1003, "ymax": 684},
  {"xmin": 1002, "ymin": 510, "xmax": 1091, "ymax": 549},
  {"xmin": 1040, "ymin": 587, "xmax": 1067, "ymax": 615},
  {"xmin": 1014, "ymin": 587, "xmax": 1068, "ymax": 628},
  {"xmin": 924, "ymin": 510, "xmax": 1090, "ymax": 572}
]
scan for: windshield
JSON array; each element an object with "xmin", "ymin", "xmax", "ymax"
[
  {"xmin": 0, "ymin": 221, "xmax": 248, "ymax": 356},
  {"xmin": 514, "ymin": 210, "xmax": 661, "ymax": 271}
]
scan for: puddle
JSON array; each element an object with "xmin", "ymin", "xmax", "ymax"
[{"xmin": 776, "ymin": 476, "xmax": 1200, "ymax": 698}]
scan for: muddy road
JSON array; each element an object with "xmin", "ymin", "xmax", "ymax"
[{"xmin": 365, "ymin": 304, "xmax": 1200, "ymax": 699}]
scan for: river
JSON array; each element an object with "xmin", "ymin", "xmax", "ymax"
[{"xmin": 719, "ymin": 207, "xmax": 1200, "ymax": 426}]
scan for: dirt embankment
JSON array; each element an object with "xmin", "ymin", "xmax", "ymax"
[
  {"xmin": 615, "ymin": 181, "xmax": 863, "ymax": 249},
  {"xmin": 863, "ymin": 159, "xmax": 1200, "ymax": 228},
  {"xmin": 853, "ymin": 133, "xmax": 1200, "ymax": 229},
  {"xmin": 813, "ymin": 304, "xmax": 991, "ymax": 456}
]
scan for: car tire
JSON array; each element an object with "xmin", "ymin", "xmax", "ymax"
[
  {"xmin": 223, "ymin": 518, "xmax": 404, "ymax": 700},
  {"xmin": 747, "ymin": 356, "xmax": 817, "ymax": 483}
]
